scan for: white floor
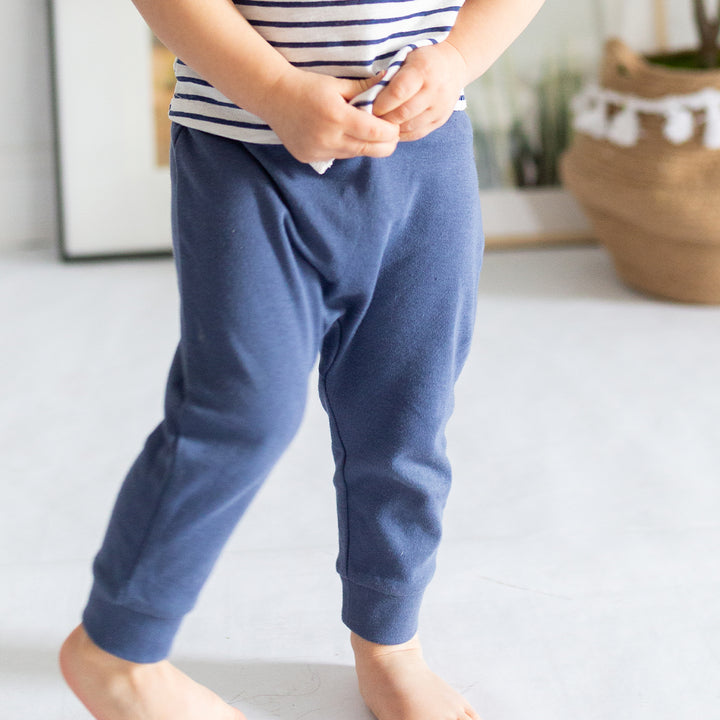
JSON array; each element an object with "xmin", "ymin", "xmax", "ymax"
[{"xmin": 1, "ymin": 242, "xmax": 719, "ymax": 720}]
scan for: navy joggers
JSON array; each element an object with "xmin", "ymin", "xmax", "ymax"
[{"xmin": 82, "ymin": 111, "xmax": 484, "ymax": 662}]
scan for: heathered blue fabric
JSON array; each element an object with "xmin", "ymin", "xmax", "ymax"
[{"xmin": 82, "ymin": 112, "xmax": 484, "ymax": 662}]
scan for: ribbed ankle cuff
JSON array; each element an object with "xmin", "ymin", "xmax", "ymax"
[
  {"xmin": 82, "ymin": 587, "xmax": 183, "ymax": 663},
  {"xmin": 341, "ymin": 577, "xmax": 424, "ymax": 645}
]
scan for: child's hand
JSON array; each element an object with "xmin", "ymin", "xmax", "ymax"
[
  {"xmin": 261, "ymin": 69, "xmax": 399, "ymax": 164},
  {"xmin": 371, "ymin": 42, "xmax": 468, "ymax": 142}
]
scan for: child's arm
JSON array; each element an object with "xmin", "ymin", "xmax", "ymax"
[
  {"xmin": 131, "ymin": 0, "xmax": 399, "ymax": 162},
  {"xmin": 372, "ymin": 0, "xmax": 547, "ymax": 141}
]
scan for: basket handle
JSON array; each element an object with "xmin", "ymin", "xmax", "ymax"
[{"xmin": 602, "ymin": 38, "xmax": 645, "ymax": 83}]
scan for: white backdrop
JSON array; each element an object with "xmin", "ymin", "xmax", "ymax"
[
  {"xmin": 604, "ymin": 0, "xmax": 697, "ymax": 52},
  {"xmin": 505, "ymin": 0, "xmax": 699, "ymax": 76},
  {"xmin": 0, "ymin": 0, "xmax": 55, "ymax": 251}
]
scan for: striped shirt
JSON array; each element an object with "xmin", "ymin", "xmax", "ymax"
[{"xmin": 168, "ymin": 0, "xmax": 467, "ymax": 150}]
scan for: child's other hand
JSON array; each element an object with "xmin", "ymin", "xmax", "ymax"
[
  {"xmin": 261, "ymin": 69, "xmax": 399, "ymax": 164},
  {"xmin": 371, "ymin": 42, "xmax": 468, "ymax": 142}
]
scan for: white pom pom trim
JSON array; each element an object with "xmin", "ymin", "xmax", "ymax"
[
  {"xmin": 571, "ymin": 85, "xmax": 720, "ymax": 149},
  {"xmin": 607, "ymin": 104, "xmax": 641, "ymax": 146}
]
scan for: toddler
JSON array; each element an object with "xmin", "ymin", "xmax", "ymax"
[{"xmin": 59, "ymin": 0, "xmax": 545, "ymax": 718}]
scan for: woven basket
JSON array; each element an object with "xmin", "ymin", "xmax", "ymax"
[{"xmin": 560, "ymin": 39, "xmax": 720, "ymax": 303}]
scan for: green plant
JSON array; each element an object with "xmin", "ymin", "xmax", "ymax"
[{"xmin": 508, "ymin": 66, "xmax": 582, "ymax": 188}]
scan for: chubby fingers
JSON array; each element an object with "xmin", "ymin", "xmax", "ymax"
[
  {"xmin": 395, "ymin": 109, "xmax": 446, "ymax": 142},
  {"xmin": 337, "ymin": 71, "xmax": 386, "ymax": 102},
  {"xmin": 337, "ymin": 105, "xmax": 400, "ymax": 158},
  {"xmin": 371, "ymin": 65, "xmax": 426, "ymax": 122},
  {"xmin": 370, "ymin": 42, "xmax": 467, "ymax": 139},
  {"xmin": 336, "ymin": 135, "xmax": 398, "ymax": 159}
]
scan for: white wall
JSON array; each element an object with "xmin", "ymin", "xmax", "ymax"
[
  {"xmin": 602, "ymin": 0, "xmax": 696, "ymax": 52},
  {"xmin": 508, "ymin": 0, "xmax": 698, "ymax": 73},
  {"xmin": 0, "ymin": 0, "xmax": 55, "ymax": 252}
]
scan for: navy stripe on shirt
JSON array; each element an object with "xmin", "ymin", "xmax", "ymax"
[
  {"xmin": 247, "ymin": 6, "xmax": 460, "ymax": 29},
  {"xmin": 169, "ymin": 109, "xmax": 272, "ymax": 132},
  {"xmin": 267, "ymin": 26, "xmax": 454, "ymax": 48}
]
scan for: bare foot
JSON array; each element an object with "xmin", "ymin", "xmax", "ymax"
[
  {"xmin": 59, "ymin": 624, "xmax": 245, "ymax": 720},
  {"xmin": 351, "ymin": 632, "xmax": 481, "ymax": 720}
]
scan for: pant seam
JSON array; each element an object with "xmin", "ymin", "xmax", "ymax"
[
  {"xmin": 340, "ymin": 574, "xmax": 426, "ymax": 599},
  {"xmin": 114, "ymin": 393, "xmax": 185, "ymax": 609},
  {"xmin": 319, "ymin": 320, "xmax": 351, "ymax": 579}
]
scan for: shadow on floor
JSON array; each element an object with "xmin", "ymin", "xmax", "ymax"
[
  {"xmin": 177, "ymin": 657, "xmax": 370, "ymax": 720},
  {"xmin": 0, "ymin": 644, "xmax": 370, "ymax": 720}
]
